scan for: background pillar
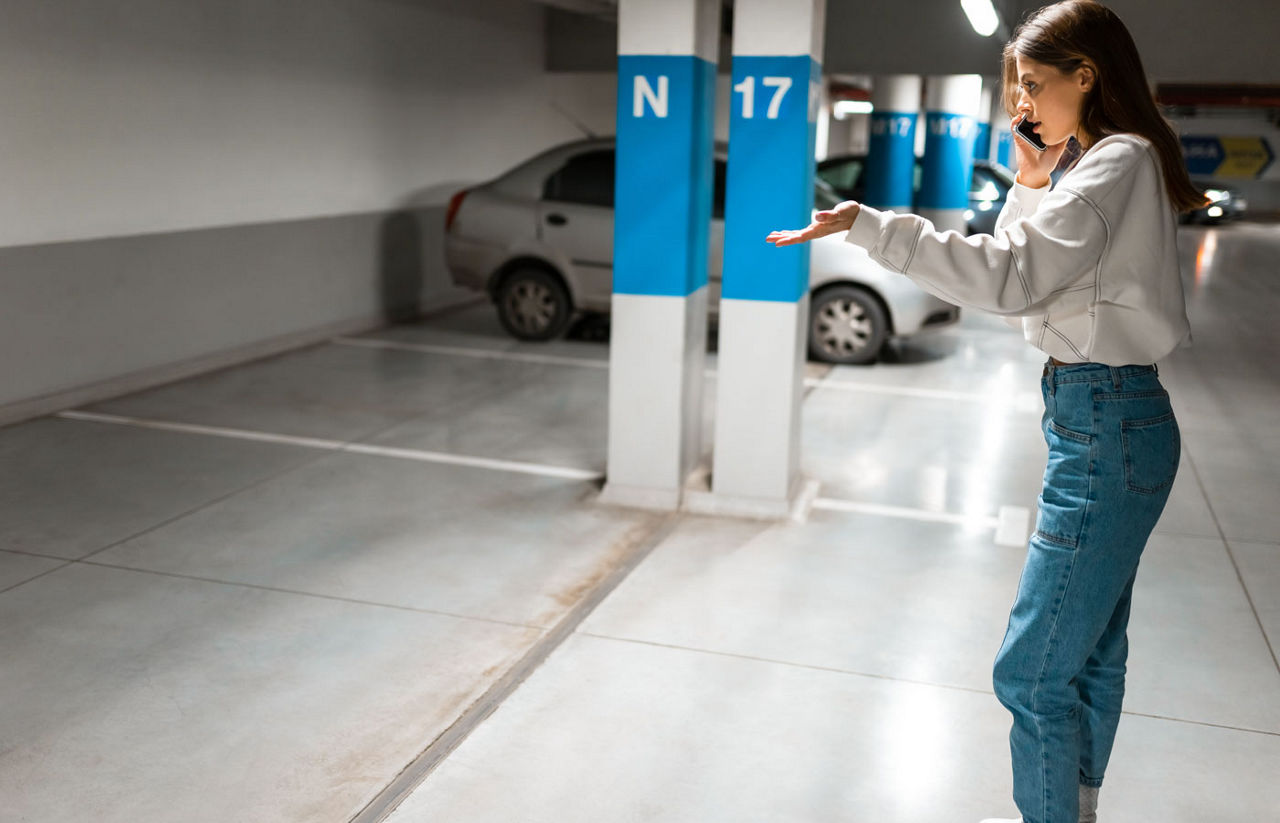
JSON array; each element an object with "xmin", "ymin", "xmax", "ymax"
[
  {"xmin": 601, "ymin": 0, "xmax": 720, "ymax": 511},
  {"xmin": 864, "ymin": 75, "xmax": 921, "ymax": 211},
  {"xmin": 918, "ymin": 74, "xmax": 982, "ymax": 234},
  {"xmin": 975, "ymin": 83, "xmax": 993, "ymax": 162},
  {"xmin": 993, "ymin": 80, "xmax": 1014, "ymax": 169}
]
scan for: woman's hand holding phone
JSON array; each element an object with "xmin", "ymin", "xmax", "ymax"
[{"xmin": 1010, "ymin": 114, "xmax": 1068, "ymax": 189}]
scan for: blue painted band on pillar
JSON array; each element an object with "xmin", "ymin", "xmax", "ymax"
[
  {"xmin": 722, "ymin": 55, "xmax": 819, "ymax": 304},
  {"xmin": 614, "ymin": 54, "xmax": 716, "ymax": 298},
  {"xmin": 975, "ymin": 122, "xmax": 991, "ymax": 161},
  {"xmin": 918, "ymin": 112, "xmax": 978, "ymax": 210},
  {"xmin": 863, "ymin": 111, "xmax": 918, "ymax": 210},
  {"xmin": 996, "ymin": 130, "xmax": 1013, "ymax": 168}
]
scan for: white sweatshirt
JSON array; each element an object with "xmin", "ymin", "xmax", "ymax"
[{"xmin": 844, "ymin": 133, "xmax": 1191, "ymax": 366}]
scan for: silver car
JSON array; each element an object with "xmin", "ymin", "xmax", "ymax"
[{"xmin": 445, "ymin": 137, "xmax": 959, "ymax": 364}]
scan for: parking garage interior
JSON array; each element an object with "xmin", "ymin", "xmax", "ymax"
[{"xmin": 1, "ymin": 1, "xmax": 1278, "ymax": 821}]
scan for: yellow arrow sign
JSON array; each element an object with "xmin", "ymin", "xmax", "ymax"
[{"xmin": 1215, "ymin": 137, "xmax": 1274, "ymax": 178}]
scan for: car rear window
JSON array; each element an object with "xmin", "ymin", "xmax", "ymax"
[
  {"xmin": 543, "ymin": 150, "xmax": 616, "ymax": 207},
  {"xmin": 818, "ymin": 158, "xmax": 864, "ymax": 193}
]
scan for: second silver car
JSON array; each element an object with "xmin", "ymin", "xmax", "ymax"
[{"xmin": 445, "ymin": 138, "xmax": 959, "ymax": 364}]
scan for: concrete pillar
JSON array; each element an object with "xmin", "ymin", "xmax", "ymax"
[
  {"xmin": 993, "ymin": 81, "xmax": 1015, "ymax": 169},
  {"xmin": 919, "ymin": 74, "xmax": 983, "ymax": 233},
  {"xmin": 815, "ymin": 79, "xmax": 831, "ymax": 161},
  {"xmin": 686, "ymin": 0, "xmax": 825, "ymax": 520},
  {"xmin": 975, "ymin": 83, "xmax": 993, "ymax": 161},
  {"xmin": 864, "ymin": 75, "xmax": 921, "ymax": 211},
  {"xmin": 600, "ymin": 0, "xmax": 720, "ymax": 511}
]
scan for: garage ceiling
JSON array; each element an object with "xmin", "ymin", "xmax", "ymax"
[{"xmin": 542, "ymin": 0, "xmax": 1280, "ymax": 84}]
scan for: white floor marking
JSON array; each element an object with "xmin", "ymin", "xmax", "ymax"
[
  {"xmin": 814, "ymin": 498, "xmax": 1031, "ymax": 546},
  {"xmin": 56, "ymin": 411, "xmax": 603, "ymax": 481},
  {"xmin": 342, "ymin": 443, "xmax": 602, "ymax": 480},
  {"xmin": 803, "ymin": 377, "xmax": 1041, "ymax": 411},
  {"xmin": 334, "ymin": 336, "xmax": 1041, "ymax": 410},
  {"xmin": 57, "ymin": 410, "xmax": 1029, "ymax": 542},
  {"xmin": 58, "ymin": 410, "xmax": 346, "ymax": 450},
  {"xmin": 995, "ymin": 504, "xmax": 1033, "ymax": 547},
  {"xmin": 333, "ymin": 336, "xmax": 609, "ymax": 369}
]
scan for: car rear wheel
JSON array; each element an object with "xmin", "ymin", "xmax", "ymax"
[
  {"xmin": 496, "ymin": 267, "xmax": 573, "ymax": 341},
  {"xmin": 808, "ymin": 285, "xmax": 888, "ymax": 365}
]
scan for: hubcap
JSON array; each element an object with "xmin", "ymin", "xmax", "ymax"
[
  {"xmin": 505, "ymin": 280, "xmax": 556, "ymax": 334},
  {"xmin": 814, "ymin": 297, "xmax": 873, "ymax": 358}
]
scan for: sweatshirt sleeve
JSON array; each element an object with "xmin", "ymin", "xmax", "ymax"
[
  {"xmin": 843, "ymin": 138, "xmax": 1146, "ymax": 317},
  {"xmin": 995, "ymin": 179, "xmax": 1052, "ymax": 235},
  {"xmin": 844, "ymin": 188, "xmax": 1106, "ymax": 317}
]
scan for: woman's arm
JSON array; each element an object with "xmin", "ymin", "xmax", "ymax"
[
  {"xmin": 995, "ymin": 179, "xmax": 1052, "ymax": 237},
  {"xmin": 844, "ymin": 189, "xmax": 1106, "ymax": 316},
  {"xmin": 768, "ymin": 138, "xmax": 1146, "ymax": 317}
]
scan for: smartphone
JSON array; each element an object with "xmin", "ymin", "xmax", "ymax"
[{"xmin": 1015, "ymin": 114, "xmax": 1047, "ymax": 152}]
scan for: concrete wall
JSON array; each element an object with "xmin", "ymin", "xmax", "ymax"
[{"xmin": 0, "ymin": 0, "xmax": 608, "ymax": 422}]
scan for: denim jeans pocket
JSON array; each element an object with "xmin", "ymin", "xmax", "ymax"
[
  {"xmin": 1036, "ymin": 420, "xmax": 1095, "ymax": 548},
  {"xmin": 1122, "ymin": 413, "xmax": 1179, "ymax": 494}
]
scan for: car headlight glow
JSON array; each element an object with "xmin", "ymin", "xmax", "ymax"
[
  {"xmin": 1205, "ymin": 188, "xmax": 1229, "ymax": 204},
  {"xmin": 974, "ymin": 181, "xmax": 1001, "ymax": 201}
]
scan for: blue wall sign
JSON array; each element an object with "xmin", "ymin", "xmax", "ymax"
[
  {"xmin": 1181, "ymin": 135, "xmax": 1275, "ymax": 179},
  {"xmin": 1181, "ymin": 136, "xmax": 1224, "ymax": 177}
]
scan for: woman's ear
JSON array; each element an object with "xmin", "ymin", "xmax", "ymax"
[{"xmin": 1078, "ymin": 64, "xmax": 1096, "ymax": 93}]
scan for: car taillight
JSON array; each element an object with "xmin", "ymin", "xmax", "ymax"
[{"xmin": 445, "ymin": 189, "xmax": 469, "ymax": 233}]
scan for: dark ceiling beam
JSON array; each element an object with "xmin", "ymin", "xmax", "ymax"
[{"xmin": 1156, "ymin": 84, "xmax": 1280, "ymax": 109}]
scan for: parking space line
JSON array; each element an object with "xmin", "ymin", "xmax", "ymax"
[
  {"xmin": 56, "ymin": 410, "xmax": 604, "ymax": 481},
  {"xmin": 56, "ymin": 409, "xmax": 1031, "ymax": 543},
  {"xmin": 58, "ymin": 410, "xmax": 346, "ymax": 450},
  {"xmin": 333, "ymin": 337, "xmax": 610, "ymax": 369},
  {"xmin": 342, "ymin": 443, "xmax": 602, "ymax": 480},
  {"xmin": 333, "ymin": 336, "xmax": 1041, "ymax": 410},
  {"xmin": 813, "ymin": 497, "xmax": 1031, "ymax": 546},
  {"xmin": 803, "ymin": 377, "xmax": 1041, "ymax": 411}
]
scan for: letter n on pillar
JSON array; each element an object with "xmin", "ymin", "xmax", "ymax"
[{"xmin": 601, "ymin": 0, "xmax": 717, "ymax": 512}]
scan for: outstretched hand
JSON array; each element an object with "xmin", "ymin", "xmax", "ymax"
[{"xmin": 766, "ymin": 200, "xmax": 861, "ymax": 247}]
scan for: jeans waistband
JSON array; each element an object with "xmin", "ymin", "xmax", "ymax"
[{"xmin": 1041, "ymin": 360, "xmax": 1158, "ymax": 387}]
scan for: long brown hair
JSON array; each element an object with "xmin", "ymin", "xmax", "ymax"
[{"xmin": 1001, "ymin": 1, "xmax": 1207, "ymax": 212}]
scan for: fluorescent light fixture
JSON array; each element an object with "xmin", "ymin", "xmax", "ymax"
[
  {"xmin": 833, "ymin": 100, "xmax": 874, "ymax": 119},
  {"xmin": 962, "ymin": 0, "xmax": 1000, "ymax": 37}
]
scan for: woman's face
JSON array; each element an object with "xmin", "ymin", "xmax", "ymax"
[{"xmin": 1014, "ymin": 55, "xmax": 1095, "ymax": 148}]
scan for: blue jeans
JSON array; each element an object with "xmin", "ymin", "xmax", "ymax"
[{"xmin": 994, "ymin": 361, "xmax": 1179, "ymax": 823}]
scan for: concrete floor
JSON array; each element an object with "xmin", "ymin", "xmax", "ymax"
[{"xmin": 2, "ymin": 222, "xmax": 1278, "ymax": 822}]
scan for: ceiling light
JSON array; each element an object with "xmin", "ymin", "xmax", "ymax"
[
  {"xmin": 962, "ymin": 0, "xmax": 1000, "ymax": 37},
  {"xmin": 834, "ymin": 101, "xmax": 874, "ymax": 119}
]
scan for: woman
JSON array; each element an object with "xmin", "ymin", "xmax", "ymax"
[{"xmin": 767, "ymin": 3, "xmax": 1204, "ymax": 822}]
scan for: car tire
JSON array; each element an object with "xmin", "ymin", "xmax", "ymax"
[
  {"xmin": 808, "ymin": 285, "xmax": 888, "ymax": 365},
  {"xmin": 496, "ymin": 267, "xmax": 573, "ymax": 342}
]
